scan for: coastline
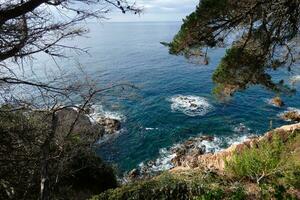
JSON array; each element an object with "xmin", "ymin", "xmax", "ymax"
[{"xmin": 170, "ymin": 122, "xmax": 300, "ymax": 173}]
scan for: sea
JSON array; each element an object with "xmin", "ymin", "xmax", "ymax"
[{"xmin": 27, "ymin": 21, "xmax": 300, "ymax": 174}]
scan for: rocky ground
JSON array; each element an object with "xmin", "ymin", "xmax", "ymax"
[
  {"xmin": 56, "ymin": 107, "xmax": 122, "ymax": 139},
  {"xmin": 170, "ymin": 122, "xmax": 300, "ymax": 173}
]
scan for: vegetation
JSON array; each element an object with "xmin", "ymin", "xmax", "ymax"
[
  {"xmin": 91, "ymin": 171, "xmax": 247, "ymax": 200},
  {"xmin": 92, "ymin": 130, "xmax": 300, "ymax": 200},
  {"xmin": 226, "ymin": 131, "xmax": 300, "ymax": 186},
  {"xmin": 0, "ymin": 107, "xmax": 117, "ymax": 200},
  {"xmin": 169, "ymin": 0, "xmax": 300, "ymax": 97},
  {"xmin": 0, "ymin": 1, "xmax": 141, "ymax": 199}
]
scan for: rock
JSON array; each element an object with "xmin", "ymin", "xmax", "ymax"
[
  {"xmin": 171, "ymin": 123, "xmax": 300, "ymax": 173},
  {"xmin": 170, "ymin": 136, "xmax": 212, "ymax": 167},
  {"xmin": 128, "ymin": 168, "xmax": 140, "ymax": 179},
  {"xmin": 271, "ymin": 97, "xmax": 284, "ymax": 107},
  {"xmin": 200, "ymin": 135, "xmax": 214, "ymax": 142},
  {"xmin": 190, "ymin": 103, "xmax": 198, "ymax": 108},
  {"xmin": 281, "ymin": 111, "xmax": 300, "ymax": 122},
  {"xmin": 56, "ymin": 108, "xmax": 104, "ymax": 139},
  {"xmin": 97, "ymin": 117, "xmax": 121, "ymax": 134}
]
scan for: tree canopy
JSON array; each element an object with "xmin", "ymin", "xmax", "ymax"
[
  {"xmin": 0, "ymin": 1, "xmax": 141, "ymax": 199},
  {"xmin": 169, "ymin": 0, "xmax": 300, "ymax": 98}
]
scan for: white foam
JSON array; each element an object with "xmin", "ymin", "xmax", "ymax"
[
  {"xmin": 145, "ymin": 127, "xmax": 159, "ymax": 131},
  {"xmin": 169, "ymin": 95, "xmax": 213, "ymax": 117},
  {"xmin": 138, "ymin": 123, "xmax": 253, "ymax": 173},
  {"xmin": 290, "ymin": 75, "xmax": 300, "ymax": 85},
  {"xmin": 201, "ymin": 138, "xmax": 222, "ymax": 153},
  {"xmin": 225, "ymin": 135, "xmax": 250, "ymax": 146},
  {"xmin": 264, "ymin": 98, "xmax": 276, "ymax": 107},
  {"xmin": 233, "ymin": 123, "xmax": 251, "ymax": 134},
  {"xmin": 88, "ymin": 105, "xmax": 125, "ymax": 123},
  {"xmin": 138, "ymin": 148, "xmax": 176, "ymax": 174}
]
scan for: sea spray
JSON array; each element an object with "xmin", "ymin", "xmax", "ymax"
[{"xmin": 169, "ymin": 95, "xmax": 213, "ymax": 116}]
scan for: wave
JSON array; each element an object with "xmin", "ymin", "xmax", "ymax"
[
  {"xmin": 145, "ymin": 127, "xmax": 159, "ymax": 131},
  {"xmin": 290, "ymin": 75, "xmax": 300, "ymax": 85},
  {"xmin": 138, "ymin": 124, "xmax": 253, "ymax": 174},
  {"xmin": 139, "ymin": 148, "xmax": 176, "ymax": 173},
  {"xmin": 88, "ymin": 105, "xmax": 125, "ymax": 123},
  {"xmin": 169, "ymin": 95, "xmax": 213, "ymax": 117}
]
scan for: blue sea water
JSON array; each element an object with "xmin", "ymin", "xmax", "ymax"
[{"xmin": 35, "ymin": 22, "xmax": 300, "ymax": 173}]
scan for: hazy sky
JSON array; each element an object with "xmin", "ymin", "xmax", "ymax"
[{"xmin": 108, "ymin": 0, "xmax": 199, "ymax": 22}]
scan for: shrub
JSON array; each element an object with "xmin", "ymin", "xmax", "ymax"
[
  {"xmin": 91, "ymin": 171, "xmax": 249, "ymax": 200},
  {"xmin": 225, "ymin": 131, "xmax": 300, "ymax": 186}
]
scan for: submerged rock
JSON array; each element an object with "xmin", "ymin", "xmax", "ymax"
[{"xmin": 270, "ymin": 97, "xmax": 284, "ymax": 107}]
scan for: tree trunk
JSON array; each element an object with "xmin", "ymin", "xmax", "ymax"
[{"xmin": 40, "ymin": 112, "xmax": 58, "ymax": 200}]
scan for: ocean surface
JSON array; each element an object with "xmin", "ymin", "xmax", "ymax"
[{"xmin": 32, "ymin": 22, "xmax": 300, "ymax": 174}]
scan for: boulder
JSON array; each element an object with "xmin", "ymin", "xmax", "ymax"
[
  {"xmin": 170, "ymin": 136, "xmax": 213, "ymax": 167},
  {"xmin": 56, "ymin": 108, "xmax": 104, "ymax": 139},
  {"xmin": 281, "ymin": 111, "xmax": 300, "ymax": 122},
  {"xmin": 271, "ymin": 97, "xmax": 284, "ymax": 107},
  {"xmin": 97, "ymin": 117, "xmax": 121, "ymax": 134}
]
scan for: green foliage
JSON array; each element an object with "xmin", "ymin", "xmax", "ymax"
[
  {"xmin": 169, "ymin": 0, "xmax": 230, "ymax": 55},
  {"xmin": 0, "ymin": 108, "xmax": 117, "ymax": 199},
  {"xmin": 226, "ymin": 131, "xmax": 300, "ymax": 187},
  {"xmin": 91, "ymin": 171, "xmax": 249, "ymax": 200},
  {"xmin": 226, "ymin": 135, "xmax": 285, "ymax": 182},
  {"xmin": 55, "ymin": 151, "xmax": 117, "ymax": 199},
  {"xmin": 195, "ymin": 188, "xmax": 224, "ymax": 200},
  {"xmin": 92, "ymin": 173, "xmax": 205, "ymax": 200},
  {"xmin": 169, "ymin": 0, "xmax": 300, "ymax": 97}
]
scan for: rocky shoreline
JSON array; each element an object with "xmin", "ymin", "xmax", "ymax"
[
  {"xmin": 126, "ymin": 122, "xmax": 300, "ymax": 182},
  {"xmin": 170, "ymin": 122, "xmax": 300, "ymax": 173}
]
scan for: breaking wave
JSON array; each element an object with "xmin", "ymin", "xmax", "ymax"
[
  {"xmin": 138, "ymin": 123, "xmax": 253, "ymax": 173},
  {"xmin": 290, "ymin": 75, "xmax": 300, "ymax": 85},
  {"xmin": 169, "ymin": 95, "xmax": 213, "ymax": 117},
  {"xmin": 88, "ymin": 105, "xmax": 125, "ymax": 123}
]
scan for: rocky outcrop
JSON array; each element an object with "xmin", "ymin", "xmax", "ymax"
[
  {"xmin": 56, "ymin": 108, "xmax": 104, "ymax": 137},
  {"xmin": 124, "ymin": 136, "xmax": 214, "ymax": 182},
  {"xmin": 56, "ymin": 108, "xmax": 121, "ymax": 140},
  {"xmin": 96, "ymin": 117, "xmax": 121, "ymax": 134},
  {"xmin": 170, "ymin": 123, "xmax": 300, "ymax": 173},
  {"xmin": 170, "ymin": 136, "xmax": 213, "ymax": 168},
  {"xmin": 270, "ymin": 97, "xmax": 284, "ymax": 107},
  {"xmin": 281, "ymin": 111, "xmax": 300, "ymax": 122}
]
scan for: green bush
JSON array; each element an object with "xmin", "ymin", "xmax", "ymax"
[
  {"xmin": 225, "ymin": 131, "xmax": 300, "ymax": 186},
  {"xmin": 91, "ymin": 171, "xmax": 248, "ymax": 200},
  {"xmin": 226, "ymin": 134, "xmax": 285, "ymax": 183}
]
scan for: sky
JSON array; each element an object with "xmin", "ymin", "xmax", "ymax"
[{"xmin": 108, "ymin": 0, "xmax": 199, "ymax": 22}]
